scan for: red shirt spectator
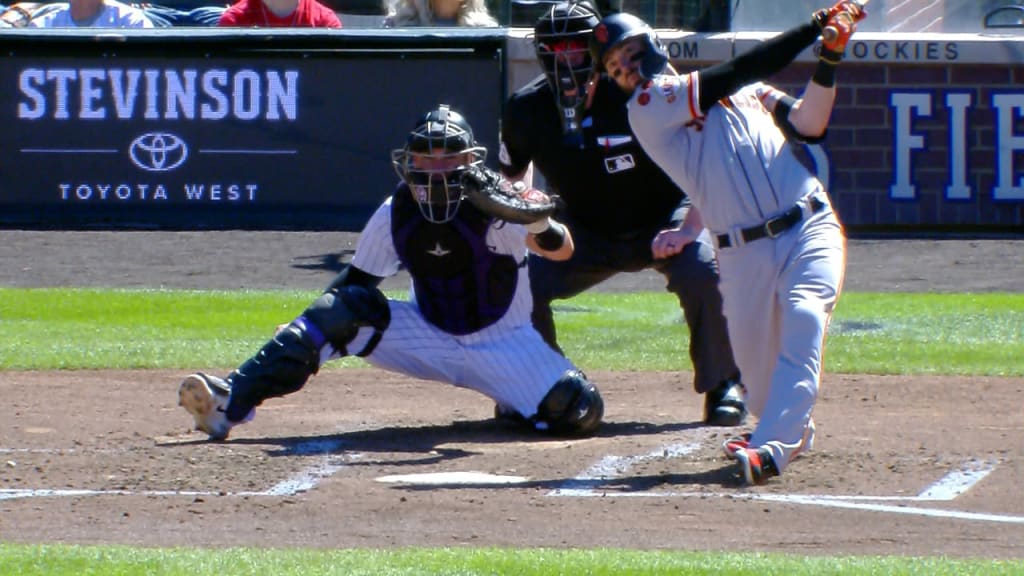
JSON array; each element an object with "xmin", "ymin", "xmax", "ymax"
[{"xmin": 218, "ymin": 0, "xmax": 341, "ymax": 27}]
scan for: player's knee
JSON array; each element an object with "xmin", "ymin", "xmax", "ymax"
[
  {"xmin": 535, "ymin": 369, "xmax": 604, "ymax": 437},
  {"xmin": 301, "ymin": 285, "xmax": 390, "ymax": 353},
  {"xmin": 789, "ymin": 301, "xmax": 828, "ymax": 343},
  {"xmin": 665, "ymin": 241, "xmax": 720, "ymax": 294}
]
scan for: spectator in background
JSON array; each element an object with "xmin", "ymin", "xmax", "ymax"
[
  {"xmin": 383, "ymin": 0, "xmax": 496, "ymax": 27},
  {"xmin": 1, "ymin": 3, "xmax": 32, "ymax": 26},
  {"xmin": 218, "ymin": 0, "xmax": 341, "ymax": 27},
  {"xmin": 142, "ymin": 3, "xmax": 227, "ymax": 26},
  {"xmin": 29, "ymin": 0, "xmax": 154, "ymax": 26}
]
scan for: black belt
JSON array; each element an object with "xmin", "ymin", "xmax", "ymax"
[{"xmin": 716, "ymin": 197, "xmax": 826, "ymax": 248}]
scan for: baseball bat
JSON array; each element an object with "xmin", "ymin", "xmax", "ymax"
[{"xmin": 822, "ymin": 0, "xmax": 869, "ymax": 44}]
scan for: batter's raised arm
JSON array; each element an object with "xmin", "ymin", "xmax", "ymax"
[
  {"xmin": 696, "ymin": 1, "xmax": 865, "ymax": 114},
  {"xmin": 751, "ymin": 2, "xmax": 866, "ymax": 141}
]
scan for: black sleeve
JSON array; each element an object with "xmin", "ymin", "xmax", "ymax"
[
  {"xmin": 500, "ymin": 94, "xmax": 535, "ymax": 178},
  {"xmin": 324, "ymin": 264, "xmax": 384, "ymax": 293},
  {"xmin": 697, "ymin": 21, "xmax": 820, "ymax": 113}
]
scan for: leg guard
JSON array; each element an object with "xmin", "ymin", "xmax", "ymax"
[
  {"xmin": 224, "ymin": 285, "xmax": 390, "ymax": 421},
  {"xmin": 534, "ymin": 369, "xmax": 604, "ymax": 437},
  {"xmin": 223, "ymin": 324, "xmax": 321, "ymax": 421},
  {"xmin": 302, "ymin": 285, "xmax": 391, "ymax": 357}
]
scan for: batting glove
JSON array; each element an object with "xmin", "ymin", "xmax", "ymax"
[{"xmin": 815, "ymin": 1, "xmax": 867, "ymax": 63}]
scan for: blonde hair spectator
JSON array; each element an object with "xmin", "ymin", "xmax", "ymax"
[{"xmin": 383, "ymin": 0, "xmax": 497, "ymax": 27}]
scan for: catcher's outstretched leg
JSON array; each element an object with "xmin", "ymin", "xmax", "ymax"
[{"xmin": 178, "ymin": 285, "xmax": 390, "ymax": 440}]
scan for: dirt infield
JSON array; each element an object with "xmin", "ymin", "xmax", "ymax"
[{"xmin": 1, "ymin": 231, "xmax": 1022, "ymax": 558}]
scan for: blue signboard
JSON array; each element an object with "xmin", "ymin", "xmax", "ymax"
[{"xmin": 0, "ymin": 30, "xmax": 505, "ymax": 230}]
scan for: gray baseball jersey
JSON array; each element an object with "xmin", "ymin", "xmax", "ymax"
[{"xmin": 628, "ymin": 72, "xmax": 847, "ymax": 473}]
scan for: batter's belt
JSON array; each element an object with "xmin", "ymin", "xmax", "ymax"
[{"xmin": 716, "ymin": 196, "xmax": 826, "ymax": 248}]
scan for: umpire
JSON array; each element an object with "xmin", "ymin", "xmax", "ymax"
[{"xmin": 499, "ymin": 0, "xmax": 746, "ymax": 426}]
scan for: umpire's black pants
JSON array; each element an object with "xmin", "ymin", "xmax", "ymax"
[{"xmin": 527, "ymin": 222, "xmax": 739, "ymax": 395}]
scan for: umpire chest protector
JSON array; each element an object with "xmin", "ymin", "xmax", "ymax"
[
  {"xmin": 391, "ymin": 187, "xmax": 519, "ymax": 335},
  {"xmin": 504, "ymin": 76, "xmax": 684, "ymax": 237}
]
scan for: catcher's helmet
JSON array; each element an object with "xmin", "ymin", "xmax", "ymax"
[
  {"xmin": 391, "ymin": 104, "xmax": 486, "ymax": 223},
  {"xmin": 590, "ymin": 12, "xmax": 668, "ymax": 79},
  {"xmin": 533, "ymin": 1, "xmax": 601, "ymax": 142}
]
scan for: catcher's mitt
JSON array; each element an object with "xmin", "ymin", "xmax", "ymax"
[{"xmin": 460, "ymin": 165, "xmax": 557, "ymax": 226}]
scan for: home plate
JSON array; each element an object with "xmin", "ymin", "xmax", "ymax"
[{"xmin": 376, "ymin": 471, "xmax": 529, "ymax": 485}]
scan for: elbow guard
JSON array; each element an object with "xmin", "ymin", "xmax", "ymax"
[{"xmin": 772, "ymin": 94, "xmax": 827, "ymax": 144}]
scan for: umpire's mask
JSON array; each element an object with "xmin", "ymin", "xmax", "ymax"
[{"xmin": 533, "ymin": 1, "xmax": 600, "ymax": 147}]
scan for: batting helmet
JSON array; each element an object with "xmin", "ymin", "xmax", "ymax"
[
  {"xmin": 391, "ymin": 105, "xmax": 486, "ymax": 223},
  {"xmin": 590, "ymin": 12, "xmax": 668, "ymax": 79}
]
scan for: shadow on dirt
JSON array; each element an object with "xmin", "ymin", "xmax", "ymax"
[
  {"xmin": 160, "ymin": 418, "xmax": 740, "ymax": 488},
  {"xmin": 200, "ymin": 418, "xmax": 707, "ymax": 453},
  {"xmin": 290, "ymin": 251, "xmax": 352, "ymax": 274}
]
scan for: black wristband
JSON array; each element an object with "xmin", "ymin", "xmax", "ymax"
[
  {"xmin": 812, "ymin": 56, "xmax": 839, "ymax": 87},
  {"xmin": 533, "ymin": 221, "xmax": 566, "ymax": 251}
]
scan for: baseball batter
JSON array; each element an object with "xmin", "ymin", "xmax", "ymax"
[
  {"xmin": 591, "ymin": 3, "xmax": 864, "ymax": 483},
  {"xmin": 178, "ymin": 105, "xmax": 604, "ymax": 440},
  {"xmin": 500, "ymin": 1, "xmax": 747, "ymax": 427}
]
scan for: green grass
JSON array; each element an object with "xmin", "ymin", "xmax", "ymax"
[
  {"xmin": 2, "ymin": 287, "xmax": 1022, "ymax": 574},
  {"xmin": 2, "ymin": 544, "xmax": 1021, "ymax": 576},
  {"xmin": 1, "ymin": 288, "xmax": 1021, "ymax": 375}
]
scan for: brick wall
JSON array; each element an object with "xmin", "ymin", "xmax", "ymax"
[{"xmin": 713, "ymin": 60, "xmax": 1023, "ymax": 231}]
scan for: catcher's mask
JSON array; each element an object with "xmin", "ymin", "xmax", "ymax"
[
  {"xmin": 591, "ymin": 12, "xmax": 668, "ymax": 88},
  {"xmin": 391, "ymin": 104, "xmax": 486, "ymax": 224},
  {"xmin": 533, "ymin": 1, "xmax": 600, "ymax": 145}
]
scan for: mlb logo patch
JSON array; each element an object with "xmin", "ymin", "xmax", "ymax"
[
  {"xmin": 604, "ymin": 154, "xmax": 635, "ymax": 174},
  {"xmin": 498, "ymin": 141, "xmax": 511, "ymax": 166}
]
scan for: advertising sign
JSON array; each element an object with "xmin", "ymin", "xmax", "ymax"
[{"xmin": 0, "ymin": 31, "xmax": 504, "ymax": 229}]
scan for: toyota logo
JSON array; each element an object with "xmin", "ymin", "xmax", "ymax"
[{"xmin": 129, "ymin": 132, "xmax": 188, "ymax": 172}]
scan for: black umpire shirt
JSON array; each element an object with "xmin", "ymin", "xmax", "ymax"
[{"xmin": 500, "ymin": 74, "xmax": 688, "ymax": 239}]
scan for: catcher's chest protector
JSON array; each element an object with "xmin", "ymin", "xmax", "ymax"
[{"xmin": 391, "ymin": 191, "xmax": 519, "ymax": 335}]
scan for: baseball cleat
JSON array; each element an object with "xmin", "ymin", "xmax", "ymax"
[
  {"xmin": 721, "ymin": 432, "xmax": 752, "ymax": 459},
  {"xmin": 704, "ymin": 379, "xmax": 748, "ymax": 427},
  {"xmin": 734, "ymin": 447, "xmax": 779, "ymax": 486},
  {"xmin": 178, "ymin": 372, "xmax": 238, "ymax": 441}
]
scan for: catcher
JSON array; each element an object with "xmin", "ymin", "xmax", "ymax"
[{"xmin": 177, "ymin": 104, "xmax": 604, "ymax": 441}]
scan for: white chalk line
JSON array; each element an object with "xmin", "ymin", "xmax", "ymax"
[
  {"xmin": 548, "ymin": 441, "xmax": 1018, "ymax": 524},
  {"xmin": 2, "ymin": 436, "xmax": 1017, "ymax": 526},
  {"xmin": 547, "ymin": 441, "xmax": 703, "ymax": 497},
  {"xmin": 263, "ymin": 439, "xmax": 355, "ymax": 496},
  {"xmin": 755, "ymin": 493, "xmax": 1024, "ymax": 525},
  {"xmin": 1, "ymin": 438, "xmax": 353, "ymax": 501},
  {"xmin": 548, "ymin": 490, "xmax": 1024, "ymax": 525},
  {"xmin": 917, "ymin": 458, "xmax": 996, "ymax": 500}
]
